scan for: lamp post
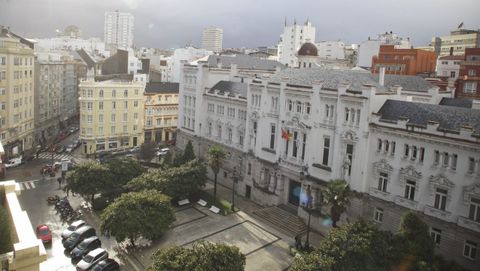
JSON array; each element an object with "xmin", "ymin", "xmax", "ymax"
[
  {"xmin": 301, "ymin": 184, "xmax": 313, "ymax": 250},
  {"xmin": 231, "ymin": 166, "xmax": 238, "ymax": 211}
]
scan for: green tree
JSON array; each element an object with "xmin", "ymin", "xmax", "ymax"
[
  {"xmin": 207, "ymin": 145, "xmax": 225, "ymax": 205},
  {"xmin": 138, "ymin": 141, "xmax": 157, "ymax": 161},
  {"xmin": 0, "ymin": 206, "xmax": 12, "ymax": 254},
  {"xmin": 290, "ymin": 220, "xmax": 404, "ymax": 271},
  {"xmin": 148, "ymin": 240, "xmax": 246, "ymax": 271},
  {"xmin": 100, "ymin": 190, "xmax": 174, "ymax": 246},
  {"xmin": 128, "ymin": 159, "xmax": 207, "ymax": 200},
  {"xmin": 65, "ymin": 161, "xmax": 112, "ymax": 203},
  {"xmin": 322, "ymin": 179, "xmax": 351, "ymax": 227},
  {"xmin": 399, "ymin": 211, "xmax": 435, "ymax": 266},
  {"xmin": 182, "ymin": 140, "xmax": 196, "ymax": 164},
  {"xmin": 106, "ymin": 158, "xmax": 145, "ymax": 188}
]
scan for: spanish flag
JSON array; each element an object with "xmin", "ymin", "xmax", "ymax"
[{"xmin": 281, "ymin": 128, "xmax": 292, "ymax": 140}]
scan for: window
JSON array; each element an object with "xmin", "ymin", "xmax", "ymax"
[
  {"xmin": 434, "ymin": 188, "xmax": 447, "ymax": 211},
  {"xmin": 270, "ymin": 124, "xmax": 276, "ymax": 149},
  {"xmin": 377, "ymin": 139, "xmax": 383, "ymax": 152},
  {"xmin": 345, "ymin": 108, "xmax": 349, "ymax": 122},
  {"xmin": 288, "ymin": 99, "xmax": 293, "ymax": 111},
  {"xmin": 111, "ymin": 126, "xmax": 115, "ymax": 134},
  {"xmin": 296, "ymin": 101, "xmax": 302, "ymax": 113},
  {"xmin": 412, "ymin": 146, "xmax": 417, "ymax": 160},
  {"xmin": 217, "ymin": 105, "xmax": 224, "ymax": 115},
  {"xmin": 227, "ymin": 107, "xmax": 235, "ymax": 118},
  {"xmin": 112, "ymin": 89, "xmax": 116, "ymax": 97},
  {"xmin": 434, "ymin": 150, "xmax": 440, "ymax": 165},
  {"xmin": 124, "ymin": 89, "xmax": 128, "ymax": 97},
  {"xmin": 292, "ymin": 132, "xmax": 298, "ymax": 157},
  {"xmin": 404, "ymin": 144, "xmax": 409, "ymax": 158},
  {"xmin": 99, "ymin": 89, "xmax": 104, "ymax": 97},
  {"xmin": 430, "ymin": 228, "xmax": 442, "ymax": 245},
  {"xmin": 450, "ymin": 71, "xmax": 456, "ymax": 78},
  {"xmin": 305, "ymin": 102, "xmax": 311, "ymax": 114},
  {"xmin": 378, "ymin": 172, "xmax": 388, "ymax": 192},
  {"xmin": 228, "ymin": 128, "xmax": 233, "ymax": 142},
  {"xmin": 451, "ymin": 154, "xmax": 457, "ymax": 170},
  {"xmin": 442, "ymin": 152, "xmax": 449, "ymax": 167},
  {"xmin": 217, "ymin": 125, "xmax": 222, "ymax": 138},
  {"xmin": 346, "ymin": 144, "xmax": 353, "ymax": 176},
  {"xmin": 239, "ymin": 132, "xmax": 244, "ymax": 146},
  {"xmin": 99, "ymin": 114, "xmax": 104, "ymax": 123},
  {"xmin": 468, "ymin": 157, "xmax": 476, "ymax": 173},
  {"xmin": 391, "ymin": 142, "xmax": 396, "ymax": 155},
  {"xmin": 464, "ymin": 240, "xmax": 477, "ymax": 260},
  {"xmin": 208, "ymin": 122, "xmax": 212, "ymax": 136},
  {"xmin": 322, "ymin": 137, "xmax": 330, "ymax": 166},
  {"xmin": 419, "ymin": 147, "xmax": 425, "ymax": 163},
  {"xmin": 87, "ymin": 102, "xmax": 93, "ymax": 111},
  {"xmin": 111, "ymin": 114, "xmax": 116, "ymax": 122},
  {"xmin": 99, "ymin": 101, "xmax": 103, "ymax": 110},
  {"xmin": 112, "ymin": 101, "xmax": 116, "ymax": 109},
  {"xmin": 123, "ymin": 113, "xmax": 128, "ymax": 122},
  {"xmin": 208, "ymin": 103, "xmax": 214, "ymax": 113},
  {"xmin": 405, "ymin": 180, "xmax": 416, "ymax": 201},
  {"xmin": 468, "ymin": 69, "xmax": 477, "ymax": 77},
  {"xmin": 134, "ymin": 101, "xmax": 138, "ymax": 107},
  {"xmin": 464, "ymin": 82, "xmax": 477, "ymax": 93},
  {"xmin": 124, "ymin": 101, "xmax": 128, "ymax": 109},
  {"xmin": 373, "ymin": 208, "xmax": 383, "ymax": 223},
  {"xmin": 469, "ymin": 197, "xmax": 480, "ymax": 223},
  {"xmin": 247, "ymin": 163, "xmax": 251, "ymax": 175},
  {"xmin": 87, "ymin": 115, "xmax": 92, "ymax": 124}
]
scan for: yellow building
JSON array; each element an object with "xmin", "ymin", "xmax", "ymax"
[
  {"xmin": 0, "ymin": 27, "xmax": 35, "ymax": 157},
  {"xmin": 144, "ymin": 82, "xmax": 179, "ymax": 143},
  {"xmin": 79, "ymin": 78, "xmax": 145, "ymax": 155},
  {"xmin": 432, "ymin": 29, "xmax": 480, "ymax": 56}
]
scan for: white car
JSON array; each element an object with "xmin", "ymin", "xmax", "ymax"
[
  {"xmin": 5, "ymin": 156, "xmax": 23, "ymax": 168},
  {"xmin": 76, "ymin": 248, "xmax": 108, "ymax": 271},
  {"xmin": 156, "ymin": 148, "xmax": 170, "ymax": 156}
]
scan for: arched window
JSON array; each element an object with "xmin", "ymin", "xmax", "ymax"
[{"xmin": 99, "ymin": 89, "xmax": 104, "ymax": 97}]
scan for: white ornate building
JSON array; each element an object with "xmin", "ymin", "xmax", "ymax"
[{"xmin": 176, "ymin": 56, "xmax": 480, "ymax": 269}]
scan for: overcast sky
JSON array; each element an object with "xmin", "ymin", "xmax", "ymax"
[{"xmin": 1, "ymin": 0, "xmax": 479, "ymax": 49}]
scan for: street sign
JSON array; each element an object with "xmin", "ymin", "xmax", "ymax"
[{"xmin": 62, "ymin": 161, "xmax": 68, "ymax": 171}]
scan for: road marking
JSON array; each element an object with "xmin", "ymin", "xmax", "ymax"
[
  {"xmin": 35, "ymin": 152, "xmax": 72, "ymax": 161},
  {"xmin": 20, "ymin": 180, "xmax": 39, "ymax": 191}
]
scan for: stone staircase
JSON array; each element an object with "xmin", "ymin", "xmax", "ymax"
[{"xmin": 253, "ymin": 205, "xmax": 307, "ymax": 237}]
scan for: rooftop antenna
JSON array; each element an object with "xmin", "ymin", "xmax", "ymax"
[
  {"xmin": 285, "ymin": 17, "xmax": 287, "ymax": 27},
  {"xmin": 457, "ymin": 22, "xmax": 464, "ymax": 29},
  {"xmin": 294, "ymin": 18, "xmax": 296, "ymax": 25}
]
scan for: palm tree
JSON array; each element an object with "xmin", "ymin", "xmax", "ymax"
[
  {"xmin": 322, "ymin": 179, "xmax": 351, "ymax": 227},
  {"xmin": 207, "ymin": 145, "xmax": 226, "ymax": 205}
]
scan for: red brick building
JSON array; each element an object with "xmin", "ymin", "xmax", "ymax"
[
  {"xmin": 456, "ymin": 48, "xmax": 480, "ymax": 99},
  {"xmin": 371, "ymin": 45, "xmax": 437, "ymax": 75}
]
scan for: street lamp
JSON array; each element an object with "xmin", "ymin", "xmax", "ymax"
[
  {"xmin": 301, "ymin": 184, "xmax": 314, "ymax": 249},
  {"xmin": 231, "ymin": 166, "xmax": 238, "ymax": 211}
]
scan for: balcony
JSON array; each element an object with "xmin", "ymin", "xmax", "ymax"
[
  {"xmin": 279, "ymin": 154, "xmax": 306, "ymax": 171},
  {"xmin": 394, "ymin": 196, "xmax": 419, "ymax": 210},
  {"xmin": 423, "ymin": 205, "xmax": 452, "ymax": 222},
  {"xmin": 457, "ymin": 216, "xmax": 480, "ymax": 233},
  {"xmin": 369, "ymin": 187, "xmax": 393, "ymax": 202}
]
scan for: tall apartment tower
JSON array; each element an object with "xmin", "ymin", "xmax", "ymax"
[
  {"xmin": 277, "ymin": 19, "xmax": 316, "ymax": 67},
  {"xmin": 201, "ymin": 27, "xmax": 223, "ymax": 53},
  {"xmin": 104, "ymin": 11, "xmax": 134, "ymax": 49}
]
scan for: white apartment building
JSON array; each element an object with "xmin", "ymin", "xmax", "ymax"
[
  {"xmin": 432, "ymin": 29, "xmax": 480, "ymax": 56},
  {"xmin": 277, "ymin": 20, "xmax": 316, "ymax": 67},
  {"xmin": 202, "ymin": 27, "xmax": 223, "ymax": 53},
  {"xmin": 161, "ymin": 47, "xmax": 212, "ymax": 83},
  {"xmin": 176, "ymin": 61, "xmax": 480, "ymax": 269},
  {"xmin": 357, "ymin": 32, "xmax": 411, "ymax": 68},
  {"xmin": 316, "ymin": 41, "xmax": 345, "ymax": 60},
  {"xmin": 33, "ymin": 37, "xmax": 110, "ymax": 56},
  {"xmin": 104, "ymin": 11, "xmax": 134, "ymax": 49},
  {"xmin": 435, "ymin": 55, "xmax": 463, "ymax": 79}
]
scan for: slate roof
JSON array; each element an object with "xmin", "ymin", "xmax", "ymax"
[
  {"xmin": 270, "ymin": 68, "xmax": 434, "ymax": 92},
  {"xmin": 145, "ymin": 82, "xmax": 179, "ymax": 94},
  {"xmin": 439, "ymin": 98, "xmax": 473, "ymax": 109},
  {"xmin": 377, "ymin": 99, "xmax": 480, "ymax": 134},
  {"xmin": 208, "ymin": 81, "xmax": 248, "ymax": 99},
  {"xmin": 206, "ymin": 55, "xmax": 283, "ymax": 70}
]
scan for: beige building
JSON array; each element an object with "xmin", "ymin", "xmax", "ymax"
[
  {"xmin": 79, "ymin": 78, "xmax": 145, "ymax": 155},
  {"xmin": 0, "ymin": 27, "xmax": 35, "ymax": 157},
  {"xmin": 144, "ymin": 82, "xmax": 179, "ymax": 143},
  {"xmin": 432, "ymin": 29, "xmax": 480, "ymax": 56}
]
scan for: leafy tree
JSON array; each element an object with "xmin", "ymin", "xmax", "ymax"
[
  {"xmin": 138, "ymin": 141, "xmax": 157, "ymax": 161},
  {"xmin": 106, "ymin": 158, "xmax": 145, "ymax": 188},
  {"xmin": 0, "ymin": 206, "xmax": 12, "ymax": 254},
  {"xmin": 128, "ymin": 159, "xmax": 207, "ymax": 200},
  {"xmin": 322, "ymin": 179, "xmax": 351, "ymax": 227},
  {"xmin": 290, "ymin": 220, "xmax": 404, "ymax": 271},
  {"xmin": 207, "ymin": 145, "xmax": 226, "ymax": 205},
  {"xmin": 100, "ymin": 190, "xmax": 174, "ymax": 246},
  {"xmin": 399, "ymin": 211, "xmax": 435, "ymax": 266},
  {"xmin": 65, "ymin": 161, "xmax": 112, "ymax": 203},
  {"xmin": 182, "ymin": 140, "xmax": 196, "ymax": 164},
  {"xmin": 148, "ymin": 240, "xmax": 246, "ymax": 271}
]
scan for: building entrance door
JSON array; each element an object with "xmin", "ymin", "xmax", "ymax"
[
  {"xmin": 245, "ymin": 185, "xmax": 251, "ymax": 199},
  {"xmin": 288, "ymin": 179, "xmax": 301, "ymax": 206}
]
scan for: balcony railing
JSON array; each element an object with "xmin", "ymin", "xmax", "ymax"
[
  {"xmin": 368, "ymin": 187, "xmax": 393, "ymax": 202},
  {"xmin": 457, "ymin": 216, "xmax": 480, "ymax": 233},
  {"xmin": 423, "ymin": 205, "xmax": 452, "ymax": 222},
  {"xmin": 394, "ymin": 196, "xmax": 419, "ymax": 210}
]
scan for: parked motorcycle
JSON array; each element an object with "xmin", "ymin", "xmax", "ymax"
[{"xmin": 46, "ymin": 195, "xmax": 60, "ymax": 204}]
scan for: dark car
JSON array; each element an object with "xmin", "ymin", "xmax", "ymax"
[
  {"xmin": 70, "ymin": 236, "xmax": 101, "ymax": 260},
  {"xmin": 62, "ymin": 225, "xmax": 96, "ymax": 251},
  {"xmin": 91, "ymin": 258, "xmax": 120, "ymax": 271},
  {"xmin": 56, "ymin": 144, "xmax": 66, "ymax": 154},
  {"xmin": 61, "ymin": 220, "xmax": 86, "ymax": 240}
]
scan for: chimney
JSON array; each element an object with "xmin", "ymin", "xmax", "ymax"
[{"xmin": 379, "ymin": 67, "xmax": 386, "ymax": 87}]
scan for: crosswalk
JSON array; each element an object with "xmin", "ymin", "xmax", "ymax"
[
  {"xmin": 35, "ymin": 152, "xmax": 73, "ymax": 161},
  {"xmin": 19, "ymin": 180, "xmax": 38, "ymax": 191}
]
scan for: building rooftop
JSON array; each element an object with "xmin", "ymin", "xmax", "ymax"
[
  {"xmin": 438, "ymin": 55, "xmax": 464, "ymax": 61},
  {"xmin": 208, "ymin": 80, "xmax": 248, "ymax": 99},
  {"xmin": 270, "ymin": 68, "xmax": 434, "ymax": 92},
  {"xmin": 439, "ymin": 97, "xmax": 473, "ymax": 108},
  {"xmin": 298, "ymin": 42, "xmax": 318, "ymax": 57},
  {"xmin": 145, "ymin": 82, "xmax": 179, "ymax": 94},
  {"xmin": 205, "ymin": 54, "xmax": 283, "ymax": 70},
  {"xmin": 377, "ymin": 99, "xmax": 480, "ymax": 134}
]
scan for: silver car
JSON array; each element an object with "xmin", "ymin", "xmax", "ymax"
[
  {"xmin": 61, "ymin": 220, "xmax": 86, "ymax": 240},
  {"xmin": 76, "ymin": 248, "xmax": 108, "ymax": 271}
]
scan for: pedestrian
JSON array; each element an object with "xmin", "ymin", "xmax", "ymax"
[
  {"xmin": 295, "ymin": 235, "xmax": 302, "ymax": 249},
  {"xmin": 57, "ymin": 177, "xmax": 62, "ymax": 189}
]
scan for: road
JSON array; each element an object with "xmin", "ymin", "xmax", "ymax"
[{"xmin": 3, "ymin": 131, "xmax": 135, "ymax": 270}]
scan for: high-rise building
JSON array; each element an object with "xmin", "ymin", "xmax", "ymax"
[
  {"xmin": 277, "ymin": 19, "xmax": 316, "ymax": 67},
  {"xmin": 0, "ymin": 27, "xmax": 36, "ymax": 157},
  {"xmin": 201, "ymin": 27, "xmax": 223, "ymax": 53},
  {"xmin": 104, "ymin": 11, "xmax": 134, "ymax": 49},
  {"xmin": 432, "ymin": 29, "xmax": 480, "ymax": 56}
]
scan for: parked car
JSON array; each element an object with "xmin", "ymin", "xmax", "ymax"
[
  {"xmin": 62, "ymin": 225, "xmax": 96, "ymax": 251},
  {"xmin": 61, "ymin": 220, "xmax": 86, "ymax": 240},
  {"xmin": 66, "ymin": 144, "xmax": 75, "ymax": 154},
  {"xmin": 36, "ymin": 224, "xmax": 52, "ymax": 243},
  {"xmin": 5, "ymin": 156, "xmax": 23, "ymax": 168},
  {"xmin": 156, "ymin": 148, "xmax": 170, "ymax": 156},
  {"xmin": 56, "ymin": 144, "xmax": 66, "ymax": 154},
  {"xmin": 73, "ymin": 139, "xmax": 81, "ymax": 148},
  {"xmin": 41, "ymin": 164, "xmax": 58, "ymax": 175},
  {"xmin": 91, "ymin": 258, "xmax": 120, "ymax": 271},
  {"xmin": 76, "ymin": 248, "xmax": 108, "ymax": 271},
  {"xmin": 70, "ymin": 236, "xmax": 102, "ymax": 261}
]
